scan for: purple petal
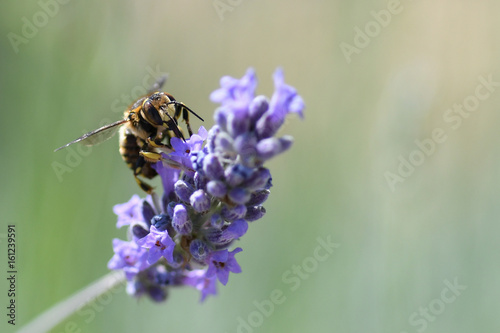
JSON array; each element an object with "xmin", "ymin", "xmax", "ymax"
[
  {"xmin": 256, "ymin": 69, "xmax": 305, "ymax": 139},
  {"xmin": 210, "ymin": 68, "xmax": 257, "ymax": 114},
  {"xmin": 217, "ymin": 268, "xmax": 230, "ymax": 286},
  {"xmin": 147, "ymin": 249, "xmax": 163, "ymax": 265},
  {"xmin": 172, "ymin": 137, "xmax": 187, "ymax": 151},
  {"xmin": 113, "ymin": 194, "xmax": 143, "ymax": 228},
  {"xmin": 227, "ymin": 247, "xmax": 243, "ymax": 272},
  {"xmin": 225, "ymin": 220, "xmax": 248, "ymax": 238},
  {"xmin": 197, "ymin": 126, "xmax": 208, "ymax": 141},
  {"xmin": 199, "ymin": 276, "xmax": 218, "ymax": 302},
  {"xmin": 212, "ymin": 249, "xmax": 229, "ymax": 263},
  {"xmin": 183, "ymin": 270, "xmax": 218, "ymax": 302},
  {"xmin": 153, "ymin": 160, "xmax": 180, "ymax": 196}
]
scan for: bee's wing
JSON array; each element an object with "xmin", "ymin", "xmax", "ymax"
[{"xmin": 54, "ymin": 119, "xmax": 128, "ymax": 152}]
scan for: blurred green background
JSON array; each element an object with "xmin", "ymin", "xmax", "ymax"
[{"xmin": 1, "ymin": 0, "xmax": 500, "ymax": 332}]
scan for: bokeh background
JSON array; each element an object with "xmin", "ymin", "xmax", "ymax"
[{"xmin": 1, "ymin": 0, "xmax": 500, "ymax": 332}]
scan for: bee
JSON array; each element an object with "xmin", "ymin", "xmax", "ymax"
[{"xmin": 54, "ymin": 77, "xmax": 203, "ymax": 193}]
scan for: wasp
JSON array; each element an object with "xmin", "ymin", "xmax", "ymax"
[{"xmin": 55, "ymin": 77, "xmax": 203, "ymax": 193}]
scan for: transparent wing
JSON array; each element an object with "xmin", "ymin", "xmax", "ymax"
[{"xmin": 54, "ymin": 119, "xmax": 128, "ymax": 152}]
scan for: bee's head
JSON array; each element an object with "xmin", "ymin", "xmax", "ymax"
[{"xmin": 142, "ymin": 92, "xmax": 175, "ymax": 126}]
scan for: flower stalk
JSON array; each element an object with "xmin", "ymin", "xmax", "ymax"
[{"xmin": 18, "ymin": 272, "xmax": 125, "ymax": 333}]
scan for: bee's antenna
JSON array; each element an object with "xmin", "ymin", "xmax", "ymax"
[{"xmin": 166, "ymin": 101, "xmax": 204, "ymax": 122}]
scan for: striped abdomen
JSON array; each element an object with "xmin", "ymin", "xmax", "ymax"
[{"xmin": 119, "ymin": 127, "xmax": 157, "ymax": 179}]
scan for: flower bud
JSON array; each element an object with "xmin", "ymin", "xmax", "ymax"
[
  {"xmin": 172, "ymin": 204, "xmax": 192, "ymax": 235},
  {"xmin": 221, "ymin": 204, "xmax": 247, "ymax": 221},
  {"xmin": 249, "ymin": 95, "xmax": 269, "ymax": 123},
  {"xmin": 190, "ymin": 190, "xmax": 211, "ymax": 213},
  {"xmin": 245, "ymin": 206, "xmax": 266, "ymax": 222},
  {"xmin": 174, "ymin": 180, "xmax": 194, "ymax": 202},
  {"xmin": 206, "ymin": 180, "xmax": 227, "ymax": 198},
  {"xmin": 203, "ymin": 154, "xmax": 224, "ymax": 180},
  {"xmin": 151, "ymin": 214, "xmax": 171, "ymax": 231},
  {"xmin": 190, "ymin": 239, "xmax": 210, "ymax": 261},
  {"xmin": 228, "ymin": 187, "xmax": 251, "ymax": 205},
  {"xmin": 246, "ymin": 190, "xmax": 270, "ymax": 206}
]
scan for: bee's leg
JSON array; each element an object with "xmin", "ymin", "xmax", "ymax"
[
  {"xmin": 174, "ymin": 103, "xmax": 193, "ymax": 137},
  {"xmin": 146, "ymin": 137, "xmax": 172, "ymax": 150},
  {"xmin": 141, "ymin": 149, "xmax": 195, "ymax": 173},
  {"xmin": 140, "ymin": 151, "xmax": 163, "ymax": 163},
  {"xmin": 183, "ymin": 108, "xmax": 193, "ymax": 137},
  {"xmin": 133, "ymin": 155, "xmax": 154, "ymax": 194}
]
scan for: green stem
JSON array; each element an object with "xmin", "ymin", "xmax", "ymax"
[
  {"xmin": 151, "ymin": 191, "xmax": 162, "ymax": 215},
  {"xmin": 18, "ymin": 271, "xmax": 125, "ymax": 333}
]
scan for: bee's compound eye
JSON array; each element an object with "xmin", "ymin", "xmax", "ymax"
[{"xmin": 143, "ymin": 100, "xmax": 163, "ymax": 126}]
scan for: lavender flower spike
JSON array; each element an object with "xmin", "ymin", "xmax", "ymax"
[{"xmin": 108, "ymin": 68, "xmax": 304, "ymax": 302}]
